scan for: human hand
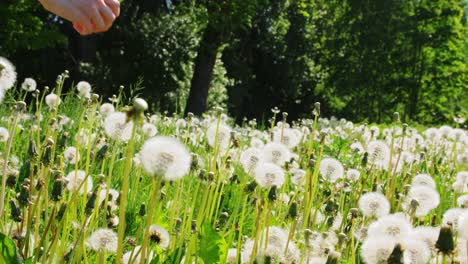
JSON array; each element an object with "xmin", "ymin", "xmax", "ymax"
[{"xmin": 39, "ymin": 0, "xmax": 120, "ymax": 35}]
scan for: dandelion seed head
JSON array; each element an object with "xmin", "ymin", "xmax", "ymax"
[
  {"xmin": 206, "ymin": 123, "xmax": 231, "ymax": 153},
  {"xmin": 360, "ymin": 237, "xmax": 396, "ymax": 264},
  {"xmin": 410, "ymin": 226, "xmax": 440, "ymax": 249},
  {"xmin": 45, "ymin": 93, "xmax": 61, "ymax": 108},
  {"xmin": 458, "ymin": 212, "xmax": 468, "ymax": 240},
  {"xmin": 77, "ymin": 81, "xmax": 91, "ymax": 98},
  {"xmin": 457, "ymin": 195, "xmax": 468, "ymax": 208},
  {"xmin": 63, "ymin": 146, "xmax": 80, "ymax": 164},
  {"xmin": 142, "ymin": 123, "xmax": 158, "ymax": 137},
  {"xmin": 104, "ymin": 112, "xmax": 134, "ymax": 142},
  {"xmin": 273, "ymin": 128, "xmax": 300, "ymax": 149},
  {"xmin": 358, "ymin": 192, "xmax": 390, "ymax": 218},
  {"xmin": 367, "ymin": 214, "xmax": 412, "ymax": 241},
  {"xmin": 402, "ymin": 237, "xmax": 431, "ymax": 264},
  {"xmin": 21, "ymin": 78, "xmax": 36, "ymax": 92},
  {"xmin": 65, "ymin": 170, "xmax": 93, "ymax": 194},
  {"xmin": 139, "ymin": 136, "xmax": 191, "ymax": 181},
  {"xmin": 346, "ymin": 169, "xmax": 361, "ymax": 181},
  {"xmin": 290, "ymin": 168, "xmax": 306, "ymax": 186},
  {"xmin": 350, "ymin": 141, "xmax": 365, "ymax": 154},
  {"xmin": 411, "ymin": 174, "xmax": 436, "ymax": 189},
  {"xmin": 149, "ymin": 224, "xmax": 170, "ymax": 249},
  {"xmin": 0, "ymin": 127, "xmax": 9, "ymax": 142},
  {"xmin": 442, "ymin": 208, "xmax": 466, "ymax": 230},
  {"xmin": 240, "ymin": 147, "xmax": 264, "ymax": 173},
  {"xmin": 366, "ymin": 140, "xmax": 390, "ymax": 169},
  {"xmin": 0, "ymin": 57, "xmax": 16, "ymax": 92},
  {"xmin": 86, "ymin": 228, "xmax": 118, "ymax": 253},
  {"xmin": 122, "ymin": 245, "xmax": 153, "ymax": 264},
  {"xmin": 254, "ymin": 163, "xmax": 285, "ymax": 188},
  {"xmin": 319, "ymin": 158, "xmax": 344, "ymax": 183},
  {"xmin": 262, "ymin": 142, "xmax": 291, "ymax": 166},
  {"xmin": 404, "ymin": 186, "xmax": 440, "ymax": 217},
  {"xmin": 99, "ymin": 103, "xmax": 115, "ymax": 116}
]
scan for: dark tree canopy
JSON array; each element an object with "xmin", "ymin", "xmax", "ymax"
[{"xmin": 1, "ymin": 0, "xmax": 466, "ymax": 124}]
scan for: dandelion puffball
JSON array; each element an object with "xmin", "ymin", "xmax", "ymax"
[
  {"xmin": 253, "ymin": 162, "xmax": 285, "ymax": 188},
  {"xmin": 65, "ymin": 170, "xmax": 93, "ymax": 194},
  {"xmin": 0, "ymin": 127, "xmax": 9, "ymax": 142},
  {"xmin": 139, "ymin": 136, "xmax": 191, "ymax": 181},
  {"xmin": 404, "ymin": 186, "xmax": 440, "ymax": 217},
  {"xmin": 21, "ymin": 78, "xmax": 36, "ymax": 92},
  {"xmin": 0, "ymin": 57, "xmax": 16, "ymax": 92},
  {"xmin": 77, "ymin": 81, "xmax": 91, "ymax": 98},
  {"xmin": 103, "ymin": 112, "xmax": 134, "ymax": 142},
  {"xmin": 262, "ymin": 142, "xmax": 291, "ymax": 166},
  {"xmin": 86, "ymin": 228, "xmax": 118, "ymax": 253},
  {"xmin": 206, "ymin": 123, "xmax": 231, "ymax": 153},
  {"xmin": 358, "ymin": 192, "xmax": 390, "ymax": 218},
  {"xmin": 45, "ymin": 93, "xmax": 61, "ymax": 108},
  {"xmin": 240, "ymin": 147, "xmax": 264, "ymax": 173},
  {"xmin": 319, "ymin": 158, "xmax": 344, "ymax": 183}
]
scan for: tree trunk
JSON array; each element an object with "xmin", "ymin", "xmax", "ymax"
[{"xmin": 184, "ymin": 24, "xmax": 222, "ymax": 116}]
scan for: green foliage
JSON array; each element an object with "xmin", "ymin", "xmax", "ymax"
[
  {"xmin": 0, "ymin": 233, "xmax": 22, "ymax": 264},
  {"xmin": 198, "ymin": 223, "xmax": 227, "ymax": 264},
  {"xmin": 0, "ymin": 1, "xmax": 65, "ymax": 54},
  {"xmin": 2, "ymin": 0, "xmax": 466, "ymax": 124}
]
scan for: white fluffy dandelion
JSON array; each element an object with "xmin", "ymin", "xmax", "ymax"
[
  {"xmin": 262, "ymin": 142, "xmax": 291, "ymax": 166},
  {"xmin": 122, "ymin": 246, "xmax": 153, "ymax": 264},
  {"xmin": 410, "ymin": 226, "xmax": 440, "ymax": 248},
  {"xmin": 366, "ymin": 140, "xmax": 390, "ymax": 169},
  {"xmin": 142, "ymin": 123, "xmax": 158, "ymax": 137},
  {"xmin": 290, "ymin": 168, "xmax": 306, "ymax": 186},
  {"xmin": 411, "ymin": 174, "xmax": 436, "ymax": 189},
  {"xmin": 457, "ymin": 195, "xmax": 468, "ymax": 208},
  {"xmin": 100, "ymin": 103, "xmax": 115, "ymax": 116},
  {"xmin": 76, "ymin": 81, "xmax": 91, "ymax": 98},
  {"xmin": 404, "ymin": 186, "xmax": 440, "ymax": 217},
  {"xmin": 358, "ymin": 192, "xmax": 390, "ymax": 218},
  {"xmin": 0, "ymin": 127, "xmax": 9, "ymax": 142},
  {"xmin": 0, "ymin": 57, "xmax": 16, "ymax": 92},
  {"xmin": 65, "ymin": 170, "xmax": 93, "ymax": 194},
  {"xmin": 63, "ymin": 146, "xmax": 80, "ymax": 164},
  {"xmin": 367, "ymin": 214, "xmax": 412, "ymax": 241},
  {"xmin": 458, "ymin": 211, "xmax": 468, "ymax": 240},
  {"xmin": 21, "ymin": 78, "xmax": 36, "ymax": 92},
  {"xmin": 148, "ymin": 224, "xmax": 170, "ymax": 249},
  {"xmin": 86, "ymin": 228, "xmax": 118, "ymax": 253},
  {"xmin": 346, "ymin": 169, "xmax": 361, "ymax": 181},
  {"xmin": 240, "ymin": 147, "xmax": 264, "ymax": 173},
  {"xmin": 402, "ymin": 237, "xmax": 431, "ymax": 264},
  {"xmin": 319, "ymin": 158, "xmax": 344, "ymax": 183},
  {"xmin": 206, "ymin": 123, "xmax": 231, "ymax": 153},
  {"xmin": 360, "ymin": 237, "xmax": 396, "ymax": 264},
  {"xmin": 45, "ymin": 93, "xmax": 61, "ymax": 108},
  {"xmin": 273, "ymin": 128, "xmax": 300, "ymax": 149},
  {"xmin": 442, "ymin": 208, "xmax": 466, "ymax": 230},
  {"xmin": 104, "ymin": 112, "xmax": 134, "ymax": 142},
  {"xmin": 139, "ymin": 136, "xmax": 191, "ymax": 181},
  {"xmin": 254, "ymin": 163, "xmax": 285, "ymax": 188}
]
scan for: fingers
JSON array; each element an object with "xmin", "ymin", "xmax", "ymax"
[
  {"xmin": 72, "ymin": 9, "xmax": 94, "ymax": 35},
  {"xmin": 104, "ymin": 0, "xmax": 120, "ymax": 17},
  {"xmin": 99, "ymin": 5, "xmax": 116, "ymax": 31},
  {"xmin": 90, "ymin": 6, "xmax": 106, "ymax": 32}
]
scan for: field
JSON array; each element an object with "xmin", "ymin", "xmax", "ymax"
[{"xmin": 1, "ymin": 65, "xmax": 468, "ymax": 263}]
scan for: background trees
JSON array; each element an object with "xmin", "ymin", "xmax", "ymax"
[{"xmin": 1, "ymin": 0, "xmax": 466, "ymax": 124}]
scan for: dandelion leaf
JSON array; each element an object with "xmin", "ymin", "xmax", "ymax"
[
  {"xmin": 198, "ymin": 223, "xmax": 227, "ymax": 264},
  {"xmin": 0, "ymin": 233, "xmax": 23, "ymax": 264}
]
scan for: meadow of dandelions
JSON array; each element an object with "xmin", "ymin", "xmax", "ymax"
[{"xmin": 0, "ymin": 56, "xmax": 467, "ymax": 264}]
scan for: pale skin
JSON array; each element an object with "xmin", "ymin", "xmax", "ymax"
[{"xmin": 38, "ymin": 0, "xmax": 120, "ymax": 35}]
